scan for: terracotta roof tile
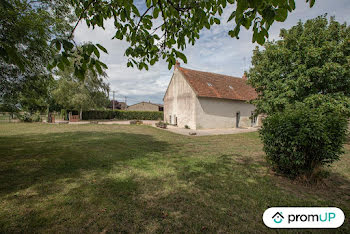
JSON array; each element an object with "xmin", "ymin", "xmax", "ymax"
[{"xmin": 178, "ymin": 67, "xmax": 257, "ymax": 101}]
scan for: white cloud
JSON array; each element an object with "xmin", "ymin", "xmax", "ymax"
[{"xmin": 74, "ymin": 0, "xmax": 350, "ymax": 105}]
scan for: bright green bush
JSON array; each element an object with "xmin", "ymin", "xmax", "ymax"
[
  {"xmin": 260, "ymin": 105, "xmax": 348, "ymax": 178},
  {"xmin": 82, "ymin": 110, "xmax": 163, "ymax": 121}
]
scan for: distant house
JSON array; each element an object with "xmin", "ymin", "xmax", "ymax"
[
  {"xmin": 108, "ymin": 100, "xmax": 127, "ymax": 110},
  {"xmin": 127, "ymin": 101, "xmax": 163, "ymax": 112},
  {"xmin": 163, "ymin": 62, "xmax": 260, "ymax": 129}
]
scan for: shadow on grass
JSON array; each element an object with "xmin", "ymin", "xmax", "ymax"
[
  {"xmin": 0, "ymin": 131, "xmax": 170, "ymax": 197},
  {"xmin": 0, "ymin": 129, "xmax": 349, "ymax": 233}
]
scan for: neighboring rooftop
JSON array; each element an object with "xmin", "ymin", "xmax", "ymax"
[
  {"xmin": 175, "ymin": 63, "xmax": 257, "ymax": 101},
  {"xmin": 128, "ymin": 101, "xmax": 163, "ymax": 107},
  {"xmin": 108, "ymin": 100, "xmax": 127, "ymax": 110}
]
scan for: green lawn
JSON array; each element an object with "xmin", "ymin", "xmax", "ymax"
[{"xmin": 0, "ymin": 123, "xmax": 349, "ymax": 233}]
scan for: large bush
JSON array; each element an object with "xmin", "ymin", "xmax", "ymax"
[
  {"xmin": 82, "ymin": 110, "xmax": 163, "ymax": 121},
  {"xmin": 260, "ymin": 105, "xmax": 348, "ymax": 179}
]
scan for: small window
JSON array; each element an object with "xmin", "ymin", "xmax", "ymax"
[
  {"xmin": 228, "ymin": 85, "xmax": 233, "ymax": 90},
  {"xmin": 207, "ymin": 82, "xmax": 213, "ymax": 87}
]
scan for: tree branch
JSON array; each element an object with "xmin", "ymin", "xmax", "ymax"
[
  {"xmin": 151, "ymin": 23, "xmax": 165, "ymax": 35},
  {"xmin": 69, "ymin": 0, "xmax": 96, "ymax": 39},
  {"xmin": 166, "ymin": 0, "xmax": 196, "ymax": 12},
  {"xmin": 158, "ymin": 1, "xmax": 168, "ymax": 50},
  {"xmin": 135, "ymin": 5, "xmax": 154, "ymax": 32}
]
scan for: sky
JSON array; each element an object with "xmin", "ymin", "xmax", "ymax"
[{"xmin": 75, "ymin": 0, "xmax": 350, "ymax": 105}]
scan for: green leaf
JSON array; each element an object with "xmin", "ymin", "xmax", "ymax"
[
  {"xmin": 275, "ymin": 8, "xmax": 288, "ymax": 22},
  {"xmin": 95, "ymin": 62, "xmax": 102, "ymax": 74},
  {"xmin": 55, "ymin": 40, "xmax": 61, "ymax": 51},
  {"xmin": 256, "ymin": 31, "xmax": 265, "ymax": 45},
  {"xmin": 57, "ymin": 62, "xmax": 64, "ymax": 70},
  {"xmin": 169, "ymin": 38, "xmax": 176, "ymax": 45},
  {"xmin": 227, "ymin": 11, "xmax": 236, "ymax": 22},
  {"xmin": 62, "ymin": 56, "xmax": 70, "ymax": 66},
  {"xmin": 150, "ymin": 58, "xmax": 156, "ymax": 65},
  {"xmin": 168, "ymin": 61, "xmax": 172, "ymax": 70},
  {"xmin": 289, "ymin": 0, "xmax": 296, "ymax": 10},
  {"xmin": 100, "ymin": 61, "xmax": 108, "ymax": 69},
  {"xmin": 153, "ymin": 7, "xmax": 159, "ymax": 18},
  {"xmin": 93, "ymin": 46, "xmax": 100, "ymax": 58},
  {"xmin": 62, "ymin": 40, "xmax": 74, "ymax": 51},
  {"xmin": 5, "ymin": 46, "xmax": 25, "ymax": 71},
  {"xmin": 176, "ymin": 51, "xmax": 187, "ymax": 64},
  {"xmin": 96, "ymin": 44, "xmax": 108, "ymax": 54},
  {"xmin": 132, "ymin": 4, "xmax": 140, "ymax": 17},
  {"xmin": 309, "ymin": 0, "xmax": 315, "ymax": 7}
]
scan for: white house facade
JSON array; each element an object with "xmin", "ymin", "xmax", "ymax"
[{"xmin": 163, "ymin": 62, "xmax": 260, "ymax": 129}]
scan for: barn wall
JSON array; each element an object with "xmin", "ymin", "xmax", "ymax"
[
  {"xmin": 163, "ymin": 69, "xmax": 197, "ymax": 129},
  {"xmin": 195, "ymin": 97, "xmax": 257, "ymax": 129}
]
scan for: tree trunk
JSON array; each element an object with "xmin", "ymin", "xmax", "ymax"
[{"xmin": 80, "ymin": 108, "xmax": 82, "ymax": 120}]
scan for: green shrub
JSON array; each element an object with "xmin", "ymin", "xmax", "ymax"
[
  {"xmin": 17, "ymin": 112, "xmax": 32, "ymax": 122},
  {"xmin": 31, "ymin": 112, "xmax": 41, "ymax": 122},
  {"xmin": 260, "ymin": 105, "xmax": 348, "ymax": 179},
  {"xmin": 130, "ymin": 120, "xmax": 143, "ymax": 125},
  {"xmin": 17, "ymin": 112, "xmax": 41, "ymax": 122},
  {"xmin": 82, "ymin": 110, "xmax": 163, "ymax": 121},
  {"xmin": 155, "ymin": 121, "xmax": 167, "ymax": 129},
  {"xmin": 60, "ymin": 109, "xmax": 67, "ymax": 120}
]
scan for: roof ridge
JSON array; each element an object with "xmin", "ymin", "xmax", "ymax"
[
  {"xmin": 176, "ymin": 66, "xmax": 257, "ymax": 101},
  {"xmin": 179, "ymin": 67, "xmax": 242, "ymax": 80}
]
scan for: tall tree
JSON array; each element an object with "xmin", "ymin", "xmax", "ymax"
[
  {"xmin": 53, "ymin": 51, "xmax": 110, "ymax": 119},
  {"xmin": 248, "ymin": 15, "xmax": 350, "ymax": 115},
  {"xmin": 0, "ymin": 0, "xmax": 74, "ymax": 112},
  {"xmin": 248, "ymin": 15, "xmax": 350, "ymax": 179}
]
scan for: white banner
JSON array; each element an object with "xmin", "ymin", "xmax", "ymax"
[{"xmin": 263, "ymin": 207, "xmax": 345, "ymax": 228}]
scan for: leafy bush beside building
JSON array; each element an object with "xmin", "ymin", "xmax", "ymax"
[
  {"xmin": 248, "ymin": 16, "xmax": 350, "ymax": 179},
  {"xmin": 260, "ymin": 104, "xmax": 348, "ymax": 179}
]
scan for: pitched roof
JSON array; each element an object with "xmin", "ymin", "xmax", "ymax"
[
  {"xmin": 128, "ymin": 101, "xmax": 163, "ymax": 107},
  {"xmin": 178, "ymin": 67, "xmax": 257, "ymax": 101}
]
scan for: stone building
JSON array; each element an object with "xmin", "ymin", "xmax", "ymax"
[
  {"xmin": 163, "ymin": 62, "xmax": 260, "ymax": 129},
  {"xmin": 127, "ymin": 101, "xmax": 163, "ymax": 111}
]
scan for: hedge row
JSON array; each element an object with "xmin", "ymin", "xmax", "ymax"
[{"xmin": 82, "ymin": 110, "xmax": 163, "ymax": 120}]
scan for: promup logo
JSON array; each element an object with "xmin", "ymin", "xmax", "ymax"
[
  {"xmin": 272, "ymin": 212, "xmax": 284, "ymax": 223},
  {"xmin": 263, "ymin": 207, "xmax": 345, "ymax": 228}
]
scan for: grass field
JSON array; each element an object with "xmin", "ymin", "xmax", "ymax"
[{"xmin": 0, "ymin": 123, "xmax": 349, "ymax": 233}]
